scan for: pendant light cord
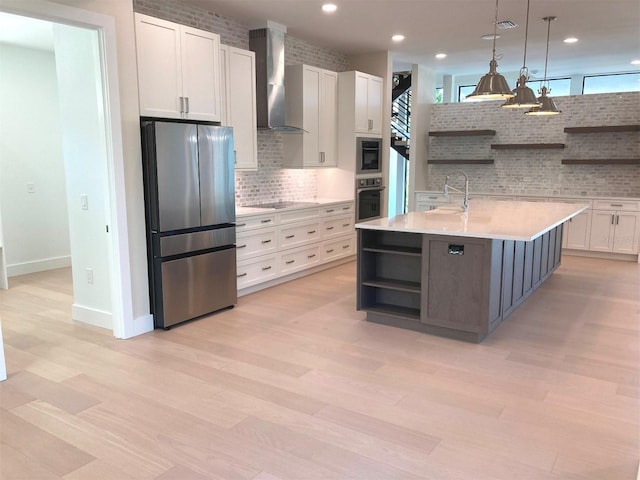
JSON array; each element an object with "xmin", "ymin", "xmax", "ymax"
[
  {"xmin": 491, "ymin": 0, "xmax": 499, "ymax": 61},
  {"xmin": 542, "ymin": 16, "xmax": 553, "ymax": 90},
  {"xmin": 521, "ymin": 0, "xmax": 531, "ymax": 76}
]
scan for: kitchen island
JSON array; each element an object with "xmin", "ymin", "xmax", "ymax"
[{"xmin": 355, "ymin": 200, "xmax": 588, "ymax": 342}]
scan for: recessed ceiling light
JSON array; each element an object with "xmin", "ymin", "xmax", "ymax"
[
  {"xmin": 435, "ymin": 53, "xmax": 447, "ymax": 59},
  {"xmin": 564, "ymin": 37, "xmax": 578, "ymax": 43},
  {"xmin": 391, "ymin": 34, "xmax": 405, "ymax": 42},
  {"xmin": 631, "ymin": 59, "xmax": 640, "ymax": 65},
  {"xmin": 481, "ymin": 33, "xmax": 501, "ymax": 40},
  {"xmin": 322, "ymin": 3, "xmax": 337, "ymax": 13}
]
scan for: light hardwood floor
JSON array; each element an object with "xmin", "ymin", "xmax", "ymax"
[{"xmin": 0, "ymin": 256, "xmax": 638, "ymax": 479}]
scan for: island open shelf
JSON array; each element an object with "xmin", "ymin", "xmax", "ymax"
[{"xmin": 356, "ymin": 200, "xmax": 588, "ymax": 342}]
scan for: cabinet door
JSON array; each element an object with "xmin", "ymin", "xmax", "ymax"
[
  {"xmin": 367, "ymin": 75, "xmax": 383, "ymax": 134},
  {"xmin": 218, "ymin": 45, "xmax": 230, "ymax": 126},
  {"xmin": 180, "ymin": 26, "xmax": 221, "ymax": 122},
  {"xmin": 302, "ymin": 66, "xmax": 321, "ymax": 166},
  {"xmin": 564, "ymin": 211, "xmax": 592, "ymax": 250},
  {"xmin": 612, "ymin": 212, "xmax": 640, "ymax": 254},
  {"xmin": 228, "ymin": 47, "xmax": 257, "ymax": 170},
  {"xmin": 589, "ymin": 210, "xmax": 616, "ymax": 252},
  {"xmin": 134, "ymin": 13, "xmax": 182, "ymax": 119},
  {"xmin": 319, "ymin": 70, "xmax": 338, "ymax": 166},
  {"xmin": 354, "ymin": 72, "xmax": 370, "ymax": 133}
]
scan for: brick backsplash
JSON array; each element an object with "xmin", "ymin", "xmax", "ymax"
[
  {"xmin": 427, "ymin": 92, "xmax": 640, "ymax": 197},
  {"xmin": 133, "ymin": 0, "xmax": 350, "ymax": 206}
]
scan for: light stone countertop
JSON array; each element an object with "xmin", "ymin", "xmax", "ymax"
[
  {"xmin": 356, "ymin": 199, "xmax": 589, "ymax": 242},
  {"xmin": 236, "ymin": 197, "xmax": 353, "ymax": 217}
]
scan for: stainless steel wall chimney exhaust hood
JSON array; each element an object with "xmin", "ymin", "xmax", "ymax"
[{"xmin": 249, "ymin": 25, "xmax": 303, "ymax": 132}]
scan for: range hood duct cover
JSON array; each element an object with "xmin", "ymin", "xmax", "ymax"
[{"xmin": 249, "ymin": 27, "xmax": 302, "ymax": 132}]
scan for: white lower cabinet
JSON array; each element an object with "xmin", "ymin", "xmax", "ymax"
[
  {"xmin": 236, "ymin": 201, "xmax": 355, "ymax": 292},
  {"xmin": 589, "ymin": 210, "xmax": 640, "ymax": 254},
  {"xmin": 562, "ymin": 211, "xmax": 592, "ymax": 250}
]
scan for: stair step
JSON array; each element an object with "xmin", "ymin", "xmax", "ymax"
[{"xmin": 394, "ymin": 140, "xmax": 408, "ymax": 146}]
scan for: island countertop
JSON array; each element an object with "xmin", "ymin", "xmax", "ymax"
[{"xmin": 355, "ymin": 200, "xmax": 589, "ymax": 242}]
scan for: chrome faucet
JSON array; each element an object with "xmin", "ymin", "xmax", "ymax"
[{"xmin": 444, "ymin": 170, "xmax": 470, "ymax": 212}]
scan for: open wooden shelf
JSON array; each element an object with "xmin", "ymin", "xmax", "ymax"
[
  {"xmin": 562, "ymin": 158, "xmax": 640, "ymax": 165},
  {"xmin": 429, "ymin": 159, "xmax": 494, "ymax": 165},
  {"xmin": 491, "ymin": 143, "xmax": 565, "ymax": 150},
  {"xmin": 428, "ymin": 129, "xmax": 496, "ymax": 137},
  {"xmin": 362, "ymin": 245, "xmax": 422, "ymax": 256},
  {"xmin": 362, "ymin": 278, "xmax": 421, "ymax": 294},
  {"xmin": 564, "ymin": 125, "xmax": 640, "ymax": 134},
  {"xmin": 365, "ymin": 303, "xmax": 421, "ymax": 321}
]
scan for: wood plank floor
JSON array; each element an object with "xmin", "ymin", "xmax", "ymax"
[{"xmin": 0, "ymin": 255, "xmax": 638, "ymax": 479}]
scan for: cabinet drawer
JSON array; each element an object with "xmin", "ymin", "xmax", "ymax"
[
  {"xmin": 236, "ymin": 213, "xmax": 276, "ymax": 232},
  {"xmin": 416, "ymin": 192, "xmax": 448, "ymax": 203},
  {"xmin": 280, "ymin": 245, "xmax": 321, "ymax": 275},
  {"xmin": 278, "ymin": 207, "xmax": 320, "ymax": 224},
  {"xmin": 278, "ymin": 221, "xmax": 321, "ymax": 249},
  {"xmin": 592, "ymin": 200, "xmax": 640, "ymax": 211},
  {"xmin": 236, "ymin": 227, "xmax": 277, "ymax": 259},
  {"xmin": 322, "ymin": 235, "xmax": 355, "ymax": 262},
  {"xmin": 236, "ymin": 255, "xmax": 277, "ymax": 289},
  {"xmin": 322, "ymin": 202, "xmax": 354, "ymax": 216},
  {"xmin": 554, "ymin": 198, "xmax": 593, "ymax": 208},
  {"xmin": 321, "ymin": 214, "xmax": 354, "ymax": 239}
]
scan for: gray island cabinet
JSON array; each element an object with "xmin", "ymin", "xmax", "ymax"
[{"xmin": 356, "ymin": 200, "xmax": 588, "ymax": 342}]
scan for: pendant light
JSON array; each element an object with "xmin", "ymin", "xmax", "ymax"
[
  {"xmin": 502, "ymin": 0, "xmax": 540, "ymax": 109},
  {"xmin": 526, "ymin": 16, "xmax": 562, "ymax": 115},
  {"xmin": 465, "ymin": 0, "xmax": 514, "ymax": 101}
]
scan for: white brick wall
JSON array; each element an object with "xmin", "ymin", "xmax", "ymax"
[
  {"xmin": 427, "ymin": 92, "xmax": 640, "ymax": 197},
  {"xmin": 132, "ymin": 0, "xmax": 350, "ymax": 206}
]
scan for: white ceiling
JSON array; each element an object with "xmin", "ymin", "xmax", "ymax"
[{"xmin": 180, "ymin": 0, "xmax": 640, "ymax": 78}]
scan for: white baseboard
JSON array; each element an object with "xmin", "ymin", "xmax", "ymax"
[
  {"xmin": 72, "ymin": 303, "xmax": 112, "ymax": 330},
  {"xmin": 129, "ymin": 314, "xmax": 154, "ymax": 338},
  {"xmin": 7, "ymin": 255, "xmax": 72, "ymax": 277}
]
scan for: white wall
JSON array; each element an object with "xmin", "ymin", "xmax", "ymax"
[
  {"xmin": 0, "ymin": 44, "xmax": 72, "ymax": 276},
  {"xmin": 53, "ymin": 23, "xmax": 112, "ymax": 328}
]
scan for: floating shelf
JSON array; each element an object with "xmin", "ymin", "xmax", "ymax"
[
  {"xmin": 429, "ymin": 159, "xmax": 494, "ymax": 165},
  {"xmin": 562, "ymin": 158, "xmax": 640, "ymax": 165},
  {"xmin": 428, "ymin": 129, "xmax": 496, "ymax": 137},
  {"xmin": 564, "ymin": 125, "xmax": 640, "ymax": 134},
  {"xmin": 491, "ymin": 143, "xmax": 565, "ymax": 150}
]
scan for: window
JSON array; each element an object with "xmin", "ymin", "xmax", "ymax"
[
  {"xmin": 583, "ymin": 72, "xmax": 640, "ymax": 94},
  {"xmin": 527, "ymin": 78, "xmax": 571, "ymax": 97},
  {"xmin": 434, "ymin": 87, "xmax": 443, "ymax": 103},
  {"xmin": 458, "ymin": 85, "xmax": 476, "ymax": 102}
]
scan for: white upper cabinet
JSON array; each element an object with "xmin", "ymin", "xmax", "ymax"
[
  {"xmin": 220, "ymin": 45, "xmax": 257, "ymax": 171},
  {"xmin": 134, "ymin": 13, "xmax": 221, "ymax": 122},
  {"xmin": 283, "ymin": 64, "xmax": 338, "ymax": 168},
  {"xmin": 340, "ymin": 71, "xmax": 384, "ymax": 135}
]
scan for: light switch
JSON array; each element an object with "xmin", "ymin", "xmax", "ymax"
[
  {"xmin": 26, "ymin": 182, "xmax": 35, "ymax": 193},
  {"xmin": 80, "ymin": 194, "xmax": 89, "ymax": 210}
]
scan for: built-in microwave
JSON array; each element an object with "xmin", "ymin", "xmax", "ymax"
[{"xmin": 356, "ymin": 137, "xmax": 382, "ymax": 174}]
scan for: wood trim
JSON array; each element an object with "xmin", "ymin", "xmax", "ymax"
[
  {"xmin": 562, "ymin": 158, "xmax": 640, "ymax": 165},
  {"xmin": 564, "ymin": 125, "xmax": 640, "ymax": 133},
  {"xmin": 491, "ymin": 143, "xmax": 565, "ymax": 150},
  {"xmin": 428, "ymin": 129, "xmax": 496, "ymax": 137},
  {"xmin": 428, "ymin": 159, "xmax": 494, "ymax": 165}
]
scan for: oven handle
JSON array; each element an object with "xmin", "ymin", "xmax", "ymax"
[{"xmin": 356, "ymin": 186, "xmax": 386, "ymax": 193}]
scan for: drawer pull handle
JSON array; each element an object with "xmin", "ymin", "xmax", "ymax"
[
  {"xmin": 342, "ymin": 206, "xmax": 350, "ymax": 210},
  {"xmin": 326, "ymin": 209, "xmax": 334, "ymax": 213},
  {"xmin": 286, "ymin": 260, "xmax": 295, "ymax": 265},
  {"xmin": 237, "ymin": 273, "xmax": 247, "ymax": 278},
  {"xmin": 342, "ymin": 245, "xmax": 350, "ymax": 249},
  {"xmin": 261, "ymin": 219, "xmax": 272, "ymax": 223},
  {"xmin": 326, "ymin": 249, "xmax": 334, "ymax": 253},
  {"xmin": 236, "ymin": 223, "xmax": 246, "ymax": 227},
  {"xmin": 342, "ymin": 223, "xmax": 350, "ymax": 227},
  {"xmin": 285, "ymin": 235, "xmax": 295, "ymax": 239},
  {"xmin": 262, "ymin": 266, "xmax": 272, "ymax": 271},
  {"xmin": 308, "ymin": 230, "xmax": 316, "ymax": 234},
  {"xmin": 308, "ymin": 254, "xmax": 316, "ymax": 259},
  {"xmin": 237, "ymin": 244, "xmax": 247, "ymax": 249},
  {"xmin": 326, "ymin": 226, "xmax": 334, "ymax": 230},
  {"xmin": 261, "ymin": 239, "xmax": 272, "ymax": 244},
  {"xmin": 610, "ymin": 204, "xmax": 623, "ymax": 207}
]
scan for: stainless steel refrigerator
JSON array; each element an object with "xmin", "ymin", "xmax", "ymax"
[{"xmin": 141, "ymin": 119, "xmax": 237, "ymax": 329}]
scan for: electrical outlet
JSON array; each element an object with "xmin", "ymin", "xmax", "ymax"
[
  {"xmin": 80, "ymin": 194, "xmax": 89, "ymax": 210},
  {"xmin": 297, "ymin": 178, "xmax": 304, "ymax": 188},
  {"xmin": 26, "ymin": 182, "xmax": 35, "ymax": 193},
  {"xmin": 86, "ymin": 268, "xmax": 94, "ymax": 284}
]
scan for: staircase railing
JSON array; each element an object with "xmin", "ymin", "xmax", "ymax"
[{"xmin": 391, "ymin": 88, "xmax": 411, "ymax": 160}]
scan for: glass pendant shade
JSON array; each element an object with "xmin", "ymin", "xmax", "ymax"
[
  {"xmin": 526, "ymin": 87, "xmax": 561, "ymax": 115},
  {"xmin": 466, "ymin": 59, "xmax": 514, "ymax": 101},
  {"xmin": 502, "ymin": 75, "xmax": 541, "ymax": 108}
]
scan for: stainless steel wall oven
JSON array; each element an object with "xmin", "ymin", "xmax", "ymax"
[
  {"xmin": 356, "ymin": 176, "xmax": 384, "ymax": 222},
  {"xmin": 356, "ymin": 137, "xmax": 382, "ymax": 174}
]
